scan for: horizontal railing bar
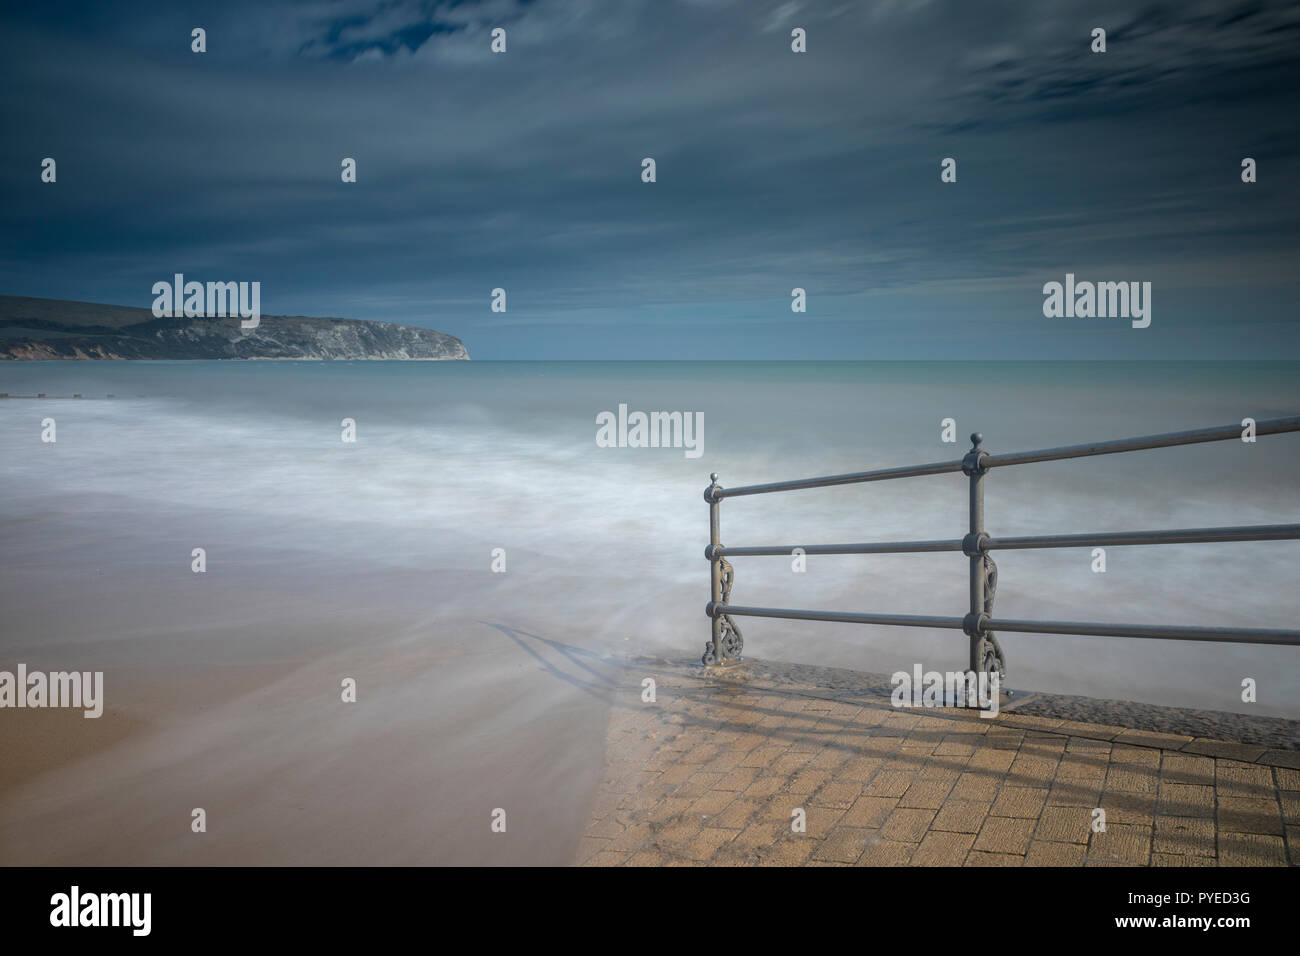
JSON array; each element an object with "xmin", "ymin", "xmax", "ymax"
[
  {"xmin": 716, "ymin": 539, "xmax": 963, "ymax": 556},
  {"xmin": 715, "ymin": 460, "xmax": 964, "ymax": 499},
  {"xmin": 984, "ymin": 524, "xmax": 1300, "ymax": 551},
  {"xmin": 985, "ymin": 618, "xmax": 1300, "ymax": 646},
  {"xmin": 713, "ymin": 604, "xmax": 966, "ymax": 629},
  {"xmin": 712, "ymin": 605, "xmax": 1300, "ymax": 646},
  {"xmin": 715, "ymin": 524, "xmax": 1300, "ymax": 558},
  {"xmin": 983, "ymin": 416, "xmax": 1300, "ymax": 469},
  {"xmin": 712, "ymin": 416, "xmax": 1300, "ymax": 504}
]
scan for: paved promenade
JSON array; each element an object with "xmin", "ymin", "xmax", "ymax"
[{"xmin": 576, "ymin": 658, "xmax": 1300, "ymax": 866}]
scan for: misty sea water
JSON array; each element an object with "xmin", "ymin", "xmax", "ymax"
[{"xmin": 2, "ymin": 360, "xmax": 1299, "ymax": 719}]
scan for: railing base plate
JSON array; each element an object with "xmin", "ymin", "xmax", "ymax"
[{"xmin": 699, "ymin": 656, "xmax": 750, "ymax": 671}]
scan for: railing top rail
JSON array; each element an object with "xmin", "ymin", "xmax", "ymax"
[
  {"xmin": 714, "ymin": 459, "xmax": 963, "ymax": 499},
  {"xmin": 712, "ymin": 416, "xmax": 1300, "ymax": 500},
  {"xmin": 983, "ymin": 415, "xmax": 1300, "ymax": 469}
]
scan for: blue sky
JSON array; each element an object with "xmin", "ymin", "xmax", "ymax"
[{"xmin": 1, "ymin": 0, "xmax": 1297, "ymax": 359}]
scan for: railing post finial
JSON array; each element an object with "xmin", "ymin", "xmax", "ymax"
[{"xmin": 963, "ymin": 433, "xmax": 988, "ymax": 476}]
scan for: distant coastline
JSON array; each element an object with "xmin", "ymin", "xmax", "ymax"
[{"xmin": 0, "ymin": 295, "xmax": 469, "ymax": 361}]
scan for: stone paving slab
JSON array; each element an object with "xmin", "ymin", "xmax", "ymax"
[{"xmin": 576, "ymin": 657, "xmax": 1299, "ymax": 867}]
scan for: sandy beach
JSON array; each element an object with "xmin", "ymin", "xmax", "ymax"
[{"xmin": 0, "ymin": 563, "xmax": 617, "ymax": 865}]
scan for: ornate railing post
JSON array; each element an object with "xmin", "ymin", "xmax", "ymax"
[
  {"xmin": 962, "ymin": 433, "xmax": 1005, "ymax": 683},
  {"xmin": 705, "ymin": 472, "xmax": 724, "ymax": 662},
  {"xmin": 703, "ymin": 472, "xmax": 743, "ymax": 665}
]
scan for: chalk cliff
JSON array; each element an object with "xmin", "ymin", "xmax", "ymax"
[{"xmin": 0, "ymin": 295, "xmax": 469, "ymax": 360}]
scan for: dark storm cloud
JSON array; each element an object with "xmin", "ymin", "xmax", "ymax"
[{"xmin": 0, "ymin": 0, "xmax": 1296, "ymax": 358}]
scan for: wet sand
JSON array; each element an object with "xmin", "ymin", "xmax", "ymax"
[{"xmin": 0, "ymin": 567, "xmax": 620, "ymax": 866}]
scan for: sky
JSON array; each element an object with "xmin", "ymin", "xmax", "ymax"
[{"xmin": 1, "ymin": 0, "xmax": 1297, "ymax": 359}]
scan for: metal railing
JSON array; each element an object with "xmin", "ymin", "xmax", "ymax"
[{"xmin": 701, "ymin": 416, "xmax": 1300, "ymax": 671}]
